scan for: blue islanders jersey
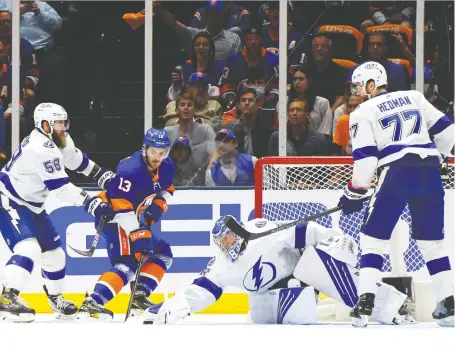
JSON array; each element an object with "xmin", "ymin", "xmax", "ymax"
[
  {"xmin": 99, "ymin": 151, "xmax": 175, "ymax": 234},
  {"xmin": 350, "ymin": 90, "xmax": 455, "ymax": 189},
  {"xmin": 261, "ymin": 26, "xmax": 304, "ymax": 66},
  {"xmin": 219, "ymin": 48, "xmax": 279, "ymax": 95}
]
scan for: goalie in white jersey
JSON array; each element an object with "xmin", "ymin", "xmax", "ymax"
[
  {"xmin": 0, "ymin": 103, "xmax": 117, "ymax": 322},
  {"xmin": 142, "ymin": 216, "xmax": 412, "ymax": 325},
  {"xmin": 338, "ymin": 61, "xmax": 455, "ymax": 327}
]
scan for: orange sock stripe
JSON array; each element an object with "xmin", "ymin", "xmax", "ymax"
[
  {"xmin": 141, "ymin": 262, "xmax": 165, "ymax": 282},
  {"xmin": 99, "ymin": 271, "xmax": 126, "ymax": 294}
]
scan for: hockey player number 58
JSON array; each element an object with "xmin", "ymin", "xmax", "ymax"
[{"xmin": 379, "ymin": 109, "xmax": 422, "ymax": 142}]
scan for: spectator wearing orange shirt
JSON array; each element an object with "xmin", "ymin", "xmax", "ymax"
[{"xmin": 333, "ymin": 95, "xmax": 363, "ymax": 156}]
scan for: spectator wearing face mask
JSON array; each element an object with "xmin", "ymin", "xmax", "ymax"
[
  {"xmin": 169, "ymin": 136, "xmax": 205, "ymax": 187},
  {"xmin": 205, "ymin": 129, "xmax": 256, "ymax": 186}
]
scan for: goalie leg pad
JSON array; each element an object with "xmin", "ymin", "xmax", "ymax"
[
  {"xmin": 249, "ymin": 286, "xmax": 317, "ymax": 324},
  {"xmin": 294, "ymin": 246, "xmax": 359, "ymax": 308},
  {"xmin": 370, "ymin": 282, "xmax": 407, "ymax": 324}
]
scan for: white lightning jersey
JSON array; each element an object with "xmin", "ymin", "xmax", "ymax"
[
  {"xmin": 350, "ymin": 90, "xmax": 455, "ymax": 188},
  {"xmin": 0, "ymin": 130, "xmax": 96, "ymax": 213},
  {"xmin": 171, "ymin": 220, "xmax": 330, "ymax": 314}
]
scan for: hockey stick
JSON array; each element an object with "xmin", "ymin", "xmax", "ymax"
[
  {"xmin": 125, "ymin": 249, "xmax": 148, "ymax": 322},
  {"xmin": 68, "ymin": 215, "xmax": 106, "ymax": 257},
  {"xmin": 225, "ymin": 196, "xmax": 371, "ymax": 242}
]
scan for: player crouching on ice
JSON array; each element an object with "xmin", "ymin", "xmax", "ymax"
[
  {"xmin": 77, "ymin": 128, "xmax": 175, "ymax": 320},
  {"xmin": 143, "ymin": 216, "xmax": 413, "ymax": 325}
]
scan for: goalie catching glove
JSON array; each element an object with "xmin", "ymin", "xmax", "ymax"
[{"xmin": 338, "ymin": 182, "xmax": 368, "ymax": 214}]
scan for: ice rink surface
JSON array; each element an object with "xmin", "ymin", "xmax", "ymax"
[{"xmin": 1, "ymin": 314, "xmax": 454, "ymax": 347}]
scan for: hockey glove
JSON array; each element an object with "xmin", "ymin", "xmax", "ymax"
[
  {"xmin": 129, "ymin": 229, "xmax": 154, "ymax": 261},
  {"xmin": 84, "ymin": 196, "xmax": 116, "ymax": 222},
  {"xmin": 338, "ymin": 182, "xmax": 368, "ymax": 215},
  {"xmin": 89, "ymin": 164, "xmax": 115, "ymax": 191},
  {"xmin": 97, "ymin": 169, "xmax": 115, "ymax": 190},
  {"xmin": 140, "ymin": 196, "xmax": 168, "ymax": 226}
]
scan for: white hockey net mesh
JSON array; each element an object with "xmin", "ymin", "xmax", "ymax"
[{"xmin": 257, "ymin": 158, "xmax": 455, "ymax": 273}]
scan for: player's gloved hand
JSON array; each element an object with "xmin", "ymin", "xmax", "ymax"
[
  {"xmin": 129, "ymin": 229, "xmax": 154, "ymax": 261},
  {"xmin": 139, "ymin": 196, "xmax": 168, "ymax": 226},
  {"xmin": 440, "ymin": 156, "xmax": 450, "ymax": 182},
  {"xmin": 96, "ymin": 169, "xmax": 115, "ymax": 190},
  {"xmin": 338, "ymin": 182, "xmax": 368, "ymax": 214},
  {"xmin": 84, "ymin": 196, "xmax": 116, "ymax": 222}
]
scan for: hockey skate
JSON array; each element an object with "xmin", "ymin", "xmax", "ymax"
[
  {"xmin": 350, "ymin": 293, "xmax": 375, "ymax": 327},
  {"xmin": 0, "ymin": 287, "xmax": 35, "ymax": 323},
  {"xmin": 392, "ymin": 300, "xmax": 417, "ymax": 325},
  {"xmin": 130, "ymin": 291, "xmax": 155, "ymax": 318},
  {"xmin": 43, "ymin": 285, "xmax": 77, "ymax": 320},
  {"xmin": 433, "ymin": 295, "xmax": 454, "ymax": 327},
  {"xmin": 77, "ymin": 295, "xmax": 113, "ymax": 321}
]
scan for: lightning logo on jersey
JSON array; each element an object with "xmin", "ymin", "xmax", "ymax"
[{"xmin": 243, "ymin": 256, "xmax": 277, "ymax": 292}]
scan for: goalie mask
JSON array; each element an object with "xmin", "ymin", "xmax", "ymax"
[{"xmin": 212, "ymin": 215, "xmax": 245, "ymax": 262}]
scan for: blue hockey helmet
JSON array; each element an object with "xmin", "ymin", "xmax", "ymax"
[
  {"xmin": 212, "ymin": 215, "xmax": 245, "ymax": 262},
  {"xmin": 142, "ymin": 128, "xmax": 171, "ymax": 168},
  {"xmin": 143, "ymin": 128, "xmax": 171, "ymax": 150}
]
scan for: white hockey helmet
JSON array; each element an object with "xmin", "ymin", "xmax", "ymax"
[
  {"xmin": 34, "ymin": 103, "xmax": 69, "ymax": 135},
  {"xmin": 350, "ymin": 61, "xmax": 387, "ymax": 98}
]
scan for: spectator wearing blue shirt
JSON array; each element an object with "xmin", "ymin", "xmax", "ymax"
[
  {"xmin": 168, "ymin": 31, "xmax": 224, "ymax": 102},
  {"xmin": 350, "ymin": 32, "xmax": 410, "ymax": 93},
  {"xmin": 0, "ymin": 0, "xmax": 62, "ymax": 51},
  {"xmin": 206, "ymin": 129, "xmax": 257, "ymax": 186},
  {"xmin": 0, "ymin": 1, "xmax": 63, "ymax": 103},
  {"xmin": 191, "ymin": 1, "xmax": 250, "ymax": 36}
]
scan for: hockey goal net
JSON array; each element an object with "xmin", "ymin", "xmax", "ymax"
[{"xmin": 255, "ymin": 157, "xmax": 454, "ymax": 319}]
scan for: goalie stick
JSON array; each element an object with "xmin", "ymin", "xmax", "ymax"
[
  {"xmin": 68, "ymin": 215, "xmax": 106, "ymax": 257},
  {"xmin": 224, "ymin": 197, "xmax": 371, "ymax": 241}
]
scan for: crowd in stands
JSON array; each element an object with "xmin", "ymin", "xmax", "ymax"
[{"xmin": 0, "ymin": 1, "xmax": 453, "ymax": 188}]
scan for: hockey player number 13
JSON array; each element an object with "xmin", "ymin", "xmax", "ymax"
[
  {"xmin": 379, "ymin": 109, "xmax": 422, "ymax": 142},
  {"xmin": 118, "ymin": 177, "xmax": 132, "ymax": 192}
]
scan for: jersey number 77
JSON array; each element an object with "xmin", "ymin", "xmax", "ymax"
[{"xmin": 378, "ymin": 109, "xmax": 422, "ymax": 142}]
